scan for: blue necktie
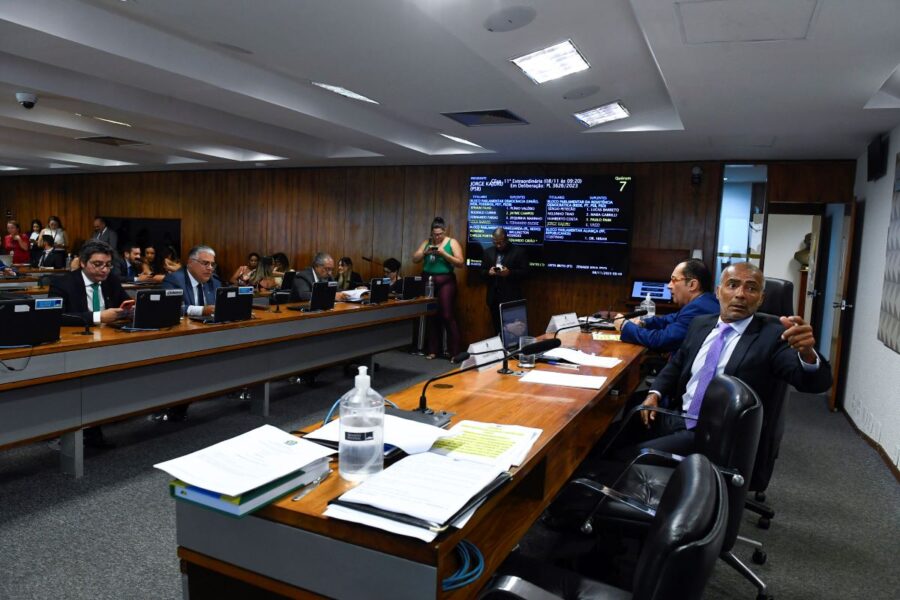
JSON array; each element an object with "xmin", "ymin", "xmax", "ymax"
[{"xmin": 686, "ymin": 322, "xmax": 732, "ymax": 429}]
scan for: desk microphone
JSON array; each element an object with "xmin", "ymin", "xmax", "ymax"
[
  {"xmin": 65, "ymin": 313, "xmax": 93, "ymax": 336},
  {"xmin": 614, "ymin": 308, "xmax": 648, "ymax": 321},
  {"xmin": 361, "ymin": 256, "xmax": 383, "ymax": 266}
]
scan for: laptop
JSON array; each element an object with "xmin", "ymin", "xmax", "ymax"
[
  {"xmin": 366, "ymin": 278, "xmax": 390, "ymax": 305},
  {"xmin": 191, "ymin": 286, "xmax": 254, "ymax": 324},
  {"xmin": 0, "ymin": 297, "xmax": 63, "ymax": 347},
  {"xmin": 401, "ymin": 275, "xmax": 425, "ymax": 300},
  {"xmin": 498, "ymin": 299, "xmax": 528, "ymax": 350},
  {"xmin": 120, "ymin": 288, "xmax": 183, "ymax": 330}
]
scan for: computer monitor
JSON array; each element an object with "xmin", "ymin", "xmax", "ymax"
[
  {"xmin": 0, "ymin": 297, "xmax": 63, "ymax": 346},
  {"xmin": 308, "ymin": 280, "xmax": 338, "ymax": 311},
  {"xmin": 209, "ymin": 286, "xmax": 254, "ymax": 323},
  {"xmin": 631, "ymin": 280, "xmax": 672, "ymax": 302},
  {"xmin": 401, "ymin": 276, "xmax": 425, "ymax": 300},
  {"xmin": 129, "ymin": 288, "xmax": 183, "ymax": 330},
  {"xmin": 280, "ymin": 270, "xmax": 296, "ymax": 291},
  {"xmin": 498, "ymin": 299, "xmax": 528, "ymax": 350},
  {"xmin": 367, "ymin": 278, "xmax": 390, "ymax": 304}
]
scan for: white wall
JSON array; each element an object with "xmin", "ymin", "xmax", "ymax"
[
  {"xmin": 764, "ymin": 213, "xmax": 814, "ymax": 313},
  {"xmin": 848, "ymin": 122, "xmax": 900, "ymax": 469}
]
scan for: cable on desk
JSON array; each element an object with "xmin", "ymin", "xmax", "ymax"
[
  {"xmin": 442, "ymin": 539, "xmax": 485, "ymax": 591},
  {"xmin": 0, "ymin": 344, "xmax": 34, "ymax": 371}
]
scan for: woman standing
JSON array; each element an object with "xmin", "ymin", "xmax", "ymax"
[
  {"xmin": 3, "ymin": 220, "xmax": 30, "ymax": 264},
  {"xmin": 412, "ymin": 216, "xmax": 464, "ymax": 359},
  {"xmin": 40, "ymin": 216, "xmax": 68, "ymax": 250}
]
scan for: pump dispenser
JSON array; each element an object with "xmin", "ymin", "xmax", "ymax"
[{"xmin": 338, "ymin": 366, "xmax": 385, "ymax": 481}]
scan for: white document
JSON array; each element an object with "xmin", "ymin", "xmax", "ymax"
[
  {"xmin": 519, "ymin": 370, "xmax": 607, "ymax": 390},
  {"xmin": 460, "ymin": 336, "xmax": 505, "ymax": 371},
  {"xmin": 545, "ymin": 312, "xmax": 579, "ymax": 334},
  {"xmin": 153, "ymin": 424, "xmax": 335, "ymax": 497},
  {"xmin": 429, "ymin": 420, "xmax": 542, "ymax": 471},
  {"xmin": 340, "ymin": 288, "xmax": 368, "ymax": 302},
  {"xmin": 305, "ymin": 414, "xmax": 450, "ymax": 455},
  {"xmin": 332, "ymin": 452, "xmax": 504, "ymax": 526},
  {"xmin": 543, "ymin": 347, "xmax": 622, "ymax": 368}
]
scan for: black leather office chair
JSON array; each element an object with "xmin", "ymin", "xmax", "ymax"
[
  {"xmin": 479, "ymin": 453, "xmax": 727, "ymax": 600},
  {"xmin": 569, "ymin": 376, "xmax": 770, "ymax": 600},
  {"xmin": 747, "ymin": 277, "xmax": 795, "ymax": 529}
]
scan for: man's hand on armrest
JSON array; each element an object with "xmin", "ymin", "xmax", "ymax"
[{"xmin": 641, "ymin": 392, "xmax": 661, "ymax": 428}]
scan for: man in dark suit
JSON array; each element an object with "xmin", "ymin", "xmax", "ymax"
[
  {"xmin": 49, "ymin": 240, "xmax": 131, "ymax": 448},
  {"xmin": 31, "ymin": 234, "xmax": 66, "ymax": 269},
  {"xmin": 92, "ymin": 216, "xmax": 118, "ymax": 253},
  {"xmin": 116, "ymin": 245, "xmax": 149, "ymax": 282},
  {"xmin": 49, "ymin": 240, "xmax": 131, "ymax": 327},
  {"xmin": 626, "ymin": 261, "xmax": 832, "ymax": 457},
  {"xmin": 291, "ymin": 251, "xmax": 335, "ymax": 302},
  {"xmin": 162, "ymin": 244, "xmax": 222, "ymax": 318},
  {"xmin": 481, "ymin": 227, "xmax": 529, "ymax": 334}
]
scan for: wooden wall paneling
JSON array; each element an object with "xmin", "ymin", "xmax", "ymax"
[
  {"xmin": 313, "ymin": 169, "xmax": 348, "ymax": 264},
  {"xmin": 289, "ymin": 169, "xmax": 316, "ymax": 271},
  {"xmin": 400, "ymin": 166, "xmax": 437, "ymax": 265},
  {"xmin": 344, "ymin": 168, "xmax": 376, "ymax": 280},
  {"xmin": 266, "ymin": 169, "xmax": 295, "ymax": 266},
  {"xmin": 766, "ymin": 161, "xmax": 855, "ymax": 204},
  {"xmin": 370, "ymin": 167, "xmax": 405, "ymax": 272}
]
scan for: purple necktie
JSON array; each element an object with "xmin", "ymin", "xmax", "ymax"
[{"xmin": 686, "ymin": 322, "xmax": 732, "ymax": 429}]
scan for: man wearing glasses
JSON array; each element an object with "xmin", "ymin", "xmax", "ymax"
[
  {"xmin": 162, "ymin": 245, "xmax": 222, "ymax": 317},
  {"xmin": 50, "ymin": 240, "xmax": 132, "ymax": 328},
  {"xmin": 614, "ymin": 259, "xmax": 719, "ymax": 352}
]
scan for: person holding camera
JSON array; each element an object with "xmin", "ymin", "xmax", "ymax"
[{"xmin": 412, "ymin": 216, "xmax": 464, "ymax": 359}]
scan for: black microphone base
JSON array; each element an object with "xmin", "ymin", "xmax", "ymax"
[
  {"xmin": 76, "ymin": 330, "xmax": 93, "ymax": 336},
  {"xmin": 497, "ymin": 366, "xmax": 517, "ymax": 375},
  {"xmin": 385, "ymin": 406, "xmax": 453, "ymax": 428}
]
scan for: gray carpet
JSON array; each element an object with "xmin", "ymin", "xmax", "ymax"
[{"xmin": 2, "ymin": 361, "xmax": 898, "ymax": 600}]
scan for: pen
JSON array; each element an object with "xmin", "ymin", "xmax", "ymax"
[
  {"xmin": 546, "ymin": 361, "xmax": 579, "ymax": 370},
  {"xmin": 291, "ymin": 469, "xmax": 332, "ymax": 501}
]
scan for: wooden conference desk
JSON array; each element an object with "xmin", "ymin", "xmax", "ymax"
[
  {"xmin": 175, "ymin": 331, "xmax": 644, "ymax": 600},
  {"xmin": 0, "ymin": 299, "xmax": 431, "ymax": 477}
]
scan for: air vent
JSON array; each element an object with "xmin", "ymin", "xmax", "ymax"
[
  {"xmin": 77, "ymin": 136, "xmax": 146, "ymax": 147},
  {"xmin": 442, "ymin": 109, "xmax": 528, "ymax": 127}
]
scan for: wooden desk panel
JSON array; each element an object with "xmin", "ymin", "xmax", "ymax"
[{"xmin": 176, "ymin": 332, "xmax": 645, "ymax": 599}]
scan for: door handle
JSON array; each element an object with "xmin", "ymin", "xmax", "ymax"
[
  {"xmin": 807, "ymin": 289, "xmax": 820, "ymax": 297},
  {"xmin": 835, "ymin": 300, "xmax": 853, "ymax": 311}
]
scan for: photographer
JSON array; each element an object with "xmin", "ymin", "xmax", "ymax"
[{"xmin": 412, "ymin": 216, "xmax": 464, "ymax": 359}]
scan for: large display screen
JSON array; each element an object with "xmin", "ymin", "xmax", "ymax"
[{"xmin": 466, "ymin": 175, "xmax": 634, "ymax": 277}]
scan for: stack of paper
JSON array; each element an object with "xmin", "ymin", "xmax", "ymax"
[
  {"xmin": 305, "ymin": 414, "xmax": 450, "ymax": 455},
  {"xmin": 324, "ymin": 452, "xmax": 508, "ymax": 542},
  {"xmin": 543, "ymin": 347, "xmax": 621, "ymax": 368},
  {"xmin": 429, "ymin": 420, "xmax": 542, "ymax": 470},
  {"xmin": 519, "ymin": 370, "xmax": 607, "ymax": 390},
  {"xmin": 155, "ymin": 425, "xmax": 335, "ymax": 516}
]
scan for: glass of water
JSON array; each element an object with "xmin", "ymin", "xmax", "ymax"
[{"xmin": 518, "ymin": 336, "xmax": 537, "ymax": 368}]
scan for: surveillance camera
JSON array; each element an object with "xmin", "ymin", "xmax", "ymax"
[{"xmin": 15, "ymin": 92, "xmax": 37, "ymax": 109}]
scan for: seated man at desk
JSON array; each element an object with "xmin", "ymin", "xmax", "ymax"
[
  {"xmin": 49, "ymin": 240, "xmax": 131, "ymax": 327},
  {"xmin": 32, "ymin": 234, "xmax": 66, "ymax": 269},
  {"xmin": 615, "ymin": 259, "xmax": 719, "ymax": 353},
  {"xmin": 291, "ymin": 252, "xmax": 351, "ymax": 302},
  {"xmin": 625, "ymin": 262, "xmax": 832, "ymax": 457},
  {"xmin": 116, "ymin": 245, "xmax": 150, "ymax": 282}
]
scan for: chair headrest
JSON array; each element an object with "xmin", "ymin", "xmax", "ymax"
[{"xmin": 759, "ymin": 277, "xmax": 794, "ymax": 316}]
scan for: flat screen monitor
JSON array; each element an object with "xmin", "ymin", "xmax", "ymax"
[
  {"xmin": 280, "ymin": 270, "xmax": 296, "ymax": 291},
  {"xmin": 466, "ymin": 175, "xmax": 634, "ymax": 277},
  {"xmin": 211, "ymin": 286, "xmax": 253, "ymax": 323},
  {"xmin": 402, "ymin": 276, "xmax": 425, "ymax": 300},
  {"xmin": 129, "ymin": 288, "xmax": 183, "ymax": 329},
  {"xmin": 367, "ymin": 279, "xmax": 390, "ymax": 304},
  {"xmin": 0, "ymin": 297, "xmax": 63, "ymax": 347},
  {"xmin": 631, "ymin": 280, "xmax": 672, "ymax": 302},
  {"xmin": 499, "ymin": 299, "xmax": 528, "ymax": 350},
  {"xmin": 308, "ymin": 280, "xmax": 338, "ymax": 311}
]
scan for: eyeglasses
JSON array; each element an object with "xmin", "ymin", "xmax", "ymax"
[
  {"xmin": 670, "ymin": 276, "xmax": 690, "ymax": 283},
  {"xmin": 88, "ymin": 261, "xmax": 114, "ymax": 270},
  {"xmin": 191, "ymin": 258, "xmax": 217, "ymax": 269}
]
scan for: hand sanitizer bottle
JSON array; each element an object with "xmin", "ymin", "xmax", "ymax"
[
  {"xmin": 640, "ymin": 293, "xmax": 656, "ymax": 323},
  {"xmin": 339, "ymin": 366, "xmax": 385, "ymax": 481}
]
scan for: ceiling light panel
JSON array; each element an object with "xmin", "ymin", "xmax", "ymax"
[
  {"xmin": 573, "ymin": 101, "xmax": 630, "ymax": 127},
  {"xmin": 511, "ymin": 40, "xmax": 590, "ymax": 84},
  {"xmin": 439, "ymin": 133, "xmax": 483, "ymax": 148},
  {"xmin": 311, "ymin": 82, "xmax": 379, "ymax": 104}
]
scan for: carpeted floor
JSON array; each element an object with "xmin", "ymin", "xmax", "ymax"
[{"xmin": 1, "ymin": 358, "xmax": 898, "ymax": 600}]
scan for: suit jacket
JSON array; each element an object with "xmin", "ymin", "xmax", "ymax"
[
  {"xmin": 619, "ymin": 292, "xmax": 720, "ymax": 353},
  {"xmin": 653, "ymin": 313, "xmax": 833, "ymax": 411},
  {"xmin": 481, "ymin": 243, "xmax": 529, "ymax": 306},
  {"xmin": 32, "ymin": 249, "xmax": 67, "ymax": 269},
  {"xmin": 49, "ymin": 269, "xmax": 129, "ymax": 327},
  {"xmin": 94, "ymin": 228, "xmax": 118, "ymax": 253},
  {"xmin": 115, "ymin": 258, "xmax": 142, "ymax": 281},
  {"xmin": 162, "ymin": 268, "xmax": 223, "ymax": 310},
  {"xmin": 291, "ymin": 268, "xmax": 333, "ymax": 301}
]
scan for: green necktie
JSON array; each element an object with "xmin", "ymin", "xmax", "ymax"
[{"xmin": 91, "ymin": 283, "xmax": 101, "ymax": 311}]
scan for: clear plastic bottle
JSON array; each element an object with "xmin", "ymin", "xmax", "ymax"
[
  {"xmin": 338, "ymin": 366, "xmax": 385, "ymax": 482},
  {"xmin": 65, "ymin": 253, "xmax": 73, "ymax": 270},
  {"xmin": 640, "ymin": 293, "xmax": 656, "ymax": 323},
  {"xmin": 425, "ymin": 276, "xmax": 434, "ymax": 298}
]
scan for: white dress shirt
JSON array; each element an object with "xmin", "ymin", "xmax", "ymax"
[
  {"xmin": 186, "ymin": 270, "xmax": 207, "ymax": 317},
  {"xmin": 81, "ymin": 270, "xmax": 105, "ymax": 324}
]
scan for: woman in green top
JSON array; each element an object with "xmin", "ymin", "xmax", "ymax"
[{"xmin": 412, "ymin": 216, "xmax": 465, "ymax": 359}]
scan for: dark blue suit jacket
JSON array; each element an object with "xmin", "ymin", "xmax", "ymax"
[
  {"xmin": 619, "ymin": 292, "xmax": 720, "ymax": 352},
  {"xmin": 162, "ymin": 268, "xmax": 222, "ymax": 311}
]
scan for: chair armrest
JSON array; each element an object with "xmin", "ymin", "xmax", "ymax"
[
  {"xmin": 478, "ymin": 575, "xmax": 561, "ymax": 600},
  {"xmin": 598, "ymin": 403, "xmax": 689, "ymax": 456},
  {"xmin": 716, "ymin": 465, "xmax": 745, "ymax": 488},
  {"xmin": 572, "ymin": 478, "xmax": 657, "ymax": 518},
  {"xmin": 631, "ymin": 447, "xmax": 685, "ymax": 467}
]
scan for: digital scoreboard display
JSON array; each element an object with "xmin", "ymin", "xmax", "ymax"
[{"xmin": 466, "ymin": 175, "xmax": 634, "ymax": 277}]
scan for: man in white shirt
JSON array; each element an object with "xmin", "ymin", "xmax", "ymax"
[{"xmin": 162, "ymin": 245, "xmax": 221, "ymax": 318}]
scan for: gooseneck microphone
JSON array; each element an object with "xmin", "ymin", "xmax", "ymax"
[
  {"xmin": 361, "ymin": 256, "xmax": 383, "ymax": 266},
  {"xmin": 65, "ymin": 313, "xmax": 93, "ymax": 336},
  {"xmin": 417, "ymin": 338, "xmax": 562, "ymax": 416},
  {"xmin": 615, "ymin": 308, "xmax": 648, "ymax": 321}
]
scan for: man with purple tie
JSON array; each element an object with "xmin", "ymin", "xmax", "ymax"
[{"xmin": 632, "ymin": 262, "xmax": 832, "ymax": 456}]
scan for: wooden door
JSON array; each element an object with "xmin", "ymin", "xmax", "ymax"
[{"xmin": 828, "ymin": 199, "xmax": 863, "ymax": 412}]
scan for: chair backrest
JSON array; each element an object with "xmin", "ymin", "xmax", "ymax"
[
  {"xmin": 632, "ymin": 454, "xmax": 728, "ymax": 600},
  {"xmin": 693, "ymin": 375, "xmax": 762, "ymax": 550},
  {"xmin": 758, "ymin": 276, "xmax": 794, "ymax": 316}
]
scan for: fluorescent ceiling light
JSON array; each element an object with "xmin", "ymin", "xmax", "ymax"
[
  {"xmin": 511, "ymin": 40, "xmax": 589, "ymax": 84},
  {"xmin": 573, "ymin": 101, "xmax": 630, "ymax": 127},
  {"xmin": 0, "ymin": 165, "xmax": 25, "ymax": 171},
  {"xmin": 439, "ymin": 133, "xmax": 483, "ymax": 148},
  {"xmin": 311, "ymin": 82, "xmax": 378, "ymax": 104},
  {"xmin": 93, "ymin": 116, "xmax": 132, "ymax": 127}
]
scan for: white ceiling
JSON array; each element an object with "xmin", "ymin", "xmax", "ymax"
[{"xmin": 0, "ymin": 0, "xmax": 898, "ymax": 175}]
